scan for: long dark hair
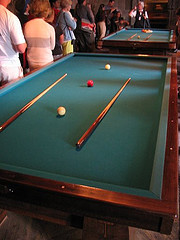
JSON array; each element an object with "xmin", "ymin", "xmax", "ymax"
[
  {"xmin": 98, "ymin": 4, "xmax": 105, "ymax": 11},
  {"xmin": 95, "ymin": 4, "xmax": 105, "ymax": 22},
  {"xmin": 78, "ymin": 0, "xmax": 85, "ymax": 4}
]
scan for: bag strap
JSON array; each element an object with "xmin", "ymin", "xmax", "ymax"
[
  {"xmin": 56, "ymin": 11, "xmax": 61, "ymax": 27},
  {"xmin": 63, "ymin": 12, "xmax": 73, "ymax": 40}
]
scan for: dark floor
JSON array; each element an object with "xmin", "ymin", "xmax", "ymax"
[
  {"xmin": 0, "ymin": 211, "xmax": 179, "ymax": 240},
  {"xmin": 0, "ymin": 52, "xmax": 179, "ymax": 240}
]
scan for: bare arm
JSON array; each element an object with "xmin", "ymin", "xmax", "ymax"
[
  {"xmin": 59, "ymin": 34, "xmax": 64, "ymax": 45},
  {"xmin": 13, "ymin": 43, "xmax": 27, "ymax": 53}
]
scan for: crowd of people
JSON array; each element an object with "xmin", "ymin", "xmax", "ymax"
[
  {"xmin": 0, "ymin": 0, "xmax": 179, "ymax": 87},
  {"xmin": 95, "ymin": 0, "xmax": 129, "ymax": 47}
]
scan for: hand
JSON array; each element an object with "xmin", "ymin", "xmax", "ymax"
[
  {"xmin": 134, "ymin": 6, "xmax": 137, "ymax": 10},
  {"xmin": 143, "ymin": 14, "xmax": 147, "ymax": 19},
  {"xmin": 87, "ymin": 4, "xmax": 91, "ymax": 9}
]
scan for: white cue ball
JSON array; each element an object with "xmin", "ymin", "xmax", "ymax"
[
  {"xmin": 105, "ymin": 64, "xmax": 111, "ymax": 70},
  {"xmin": 57, "ymin": 106, "xmax": 66, "ymax": 116}
]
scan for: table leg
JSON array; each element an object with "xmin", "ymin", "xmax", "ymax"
[
  {"xmin": 82, "ymin": 217, "xmax": 129, "ymax": 240},
  {"xmin": 0, "ymin": 209, "xmax": 7, "ymax": 224}
]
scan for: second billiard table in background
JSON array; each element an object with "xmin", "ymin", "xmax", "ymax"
[{"xmin": 101, "ymin": 28, "xmax": 176, "ymax": 55}]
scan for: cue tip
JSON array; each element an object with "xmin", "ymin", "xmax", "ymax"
[
  {"xmin": 76, "ymin": 142, "xmax": 81, "ymax": 148},
  {"xmin": 76, "ymin": 143, "xmax": 82, "ymax": 151},
  {"xmin": 75, "ymin": 77, "xmax": 131, "ymax": 150}
]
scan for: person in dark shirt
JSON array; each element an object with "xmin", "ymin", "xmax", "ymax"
[
  {"xmin": 11, "ymin": 0, "xmax": 30, "ymax": 73},
  {"xmin": 175, "ymin": 8, "xmax": 180, "ymax": 50},
  {"xmin": 104, "ymin": 0, "xmax": 116, "ymax": 35},
  {"xmin": 49, "ymin": 0, "xmax": 60, "ymax": 25},
  {"xmin": 15, "ymin": 0, "xmax": 30, "ymax": 27},
  {"xmin": 129, "ymin": 1, "xmax": 150, "ymax": 28},
  {"xmin": 110, "ymin": 10, "xmax": 129, "ymax": 33},
  {"xmin": 74, "ymin": 0, "xmax": 95, "ymax": 52},
  {"xmin": 46, "ymin": 7, "xmax": 64, "ymax": 59},
  {"xmin": 95, "ymin": 4, "xmax": 106, "ymax": 41}
]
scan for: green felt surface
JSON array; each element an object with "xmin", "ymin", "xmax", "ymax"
[
  {"xmin": 0, "ymin": 53, "xmax": 170, "ymax": 199},
  {"xmin": 103, "ymin": 28, "xmax": 172, "ymax": 42}
]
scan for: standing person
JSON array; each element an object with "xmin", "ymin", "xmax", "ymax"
[
  {"xmin": 129, "ymin": 1, "xmax": 150, "ymax": 28},
  {"xmin": 24, "ymin": 0, "xmax": 55, "ymax": 71},
  {"xmin": 70, "ymin": 0, "xmax": 77, "ymax": 17},
  {"xmin": 104, "ymin": 0, "xmax": 116, "ymax": 35},
  {"xmin": 15, "ymin": 0, "xmax": 30, "ymax": 73},
  {"xmin": 74, "ymin": 0, "xmax": 95, "ymax": 52},
  {"xmin": 15, "ymin": 0, "xmax": 30, "ymax": 27},
  {"xmin": 57, "ymin": 0, "xmax": 76, "ymax": 56},
  {"xmin": 0, "ymin": 0, "xmax": 27, "ymax": 86},
  {"xmin": 46, "ymin": 7, "xmax": 64, "ymax": 59},
  {"xmin": 49, "ymin": 0, "xmax": 60, "ymax": 25},
  {"xmin": 95, "ymin": 4, "xmax": 106, "ymax": 42},
  {"xmin": 110, "ymin": 10, "xmax": 129, "ymax": 33},
  {"xmin": 175, "ymin": 8, "xmax": 180, "ymax": 50}
]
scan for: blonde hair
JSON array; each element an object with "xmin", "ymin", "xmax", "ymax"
[
  {"xmin": 60, "ymin": 0, "xmax": 72, "ymax": 9},
  {"xmin": 30, "ymin": 0, "xmax": 51, "ymax": 18}
]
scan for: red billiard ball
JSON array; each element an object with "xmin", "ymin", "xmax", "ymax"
[{"xmin": 87, "ymin": 80, "xmax": 94, "ymax": 87}]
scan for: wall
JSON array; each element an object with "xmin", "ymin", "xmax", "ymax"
[
  {"xmin": 72, "ymin": 0, "xmax": 134, "ymax": 20},
  {"xmin": 72, "ymin": 0, "xmax": 180, "ymax": 29}
]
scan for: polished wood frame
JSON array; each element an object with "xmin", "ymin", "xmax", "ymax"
[
  {"xmin": 0, "ymin": 56, "xmax": 178, "ymax": 235},
  {"xmin": 101, "ymin": 29, "xmax": 176, "ymax": 55}
]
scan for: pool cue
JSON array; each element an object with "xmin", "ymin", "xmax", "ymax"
[
  {"xmin": 144, "ymin": 34, "xmax": 152, "ymax": 41},
  {"xmin": 127, "ymin": 33, "xmax": 137, "ymax": 40},
  {"xmin": 0, "ymin": 73, "xmax": 67, "ymax": 132},
  {"xmin": 76, "ymin": 77, "xmax": 131, "ymax": 149}
]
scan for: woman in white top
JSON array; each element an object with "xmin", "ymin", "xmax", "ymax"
[
  {"xmin": 129, "ymin": 1, "xmax": 150, "ymax": 28},
  {"xmin": 24, "ymin": 0, "xmax": 55, "ymax": 71}
]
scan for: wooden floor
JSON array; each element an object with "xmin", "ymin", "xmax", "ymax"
[{"xmin": 0, "ymin": 52, "xmax": 179, "ymax": 240}]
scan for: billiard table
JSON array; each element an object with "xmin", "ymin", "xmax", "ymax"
[
  {"xmin": 0, "ymin": 53, "xmax": 178, "ymax": 238},
  {"xmin": 101, "ymin": 28, "xmax": 176, "ymax": 55}
]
